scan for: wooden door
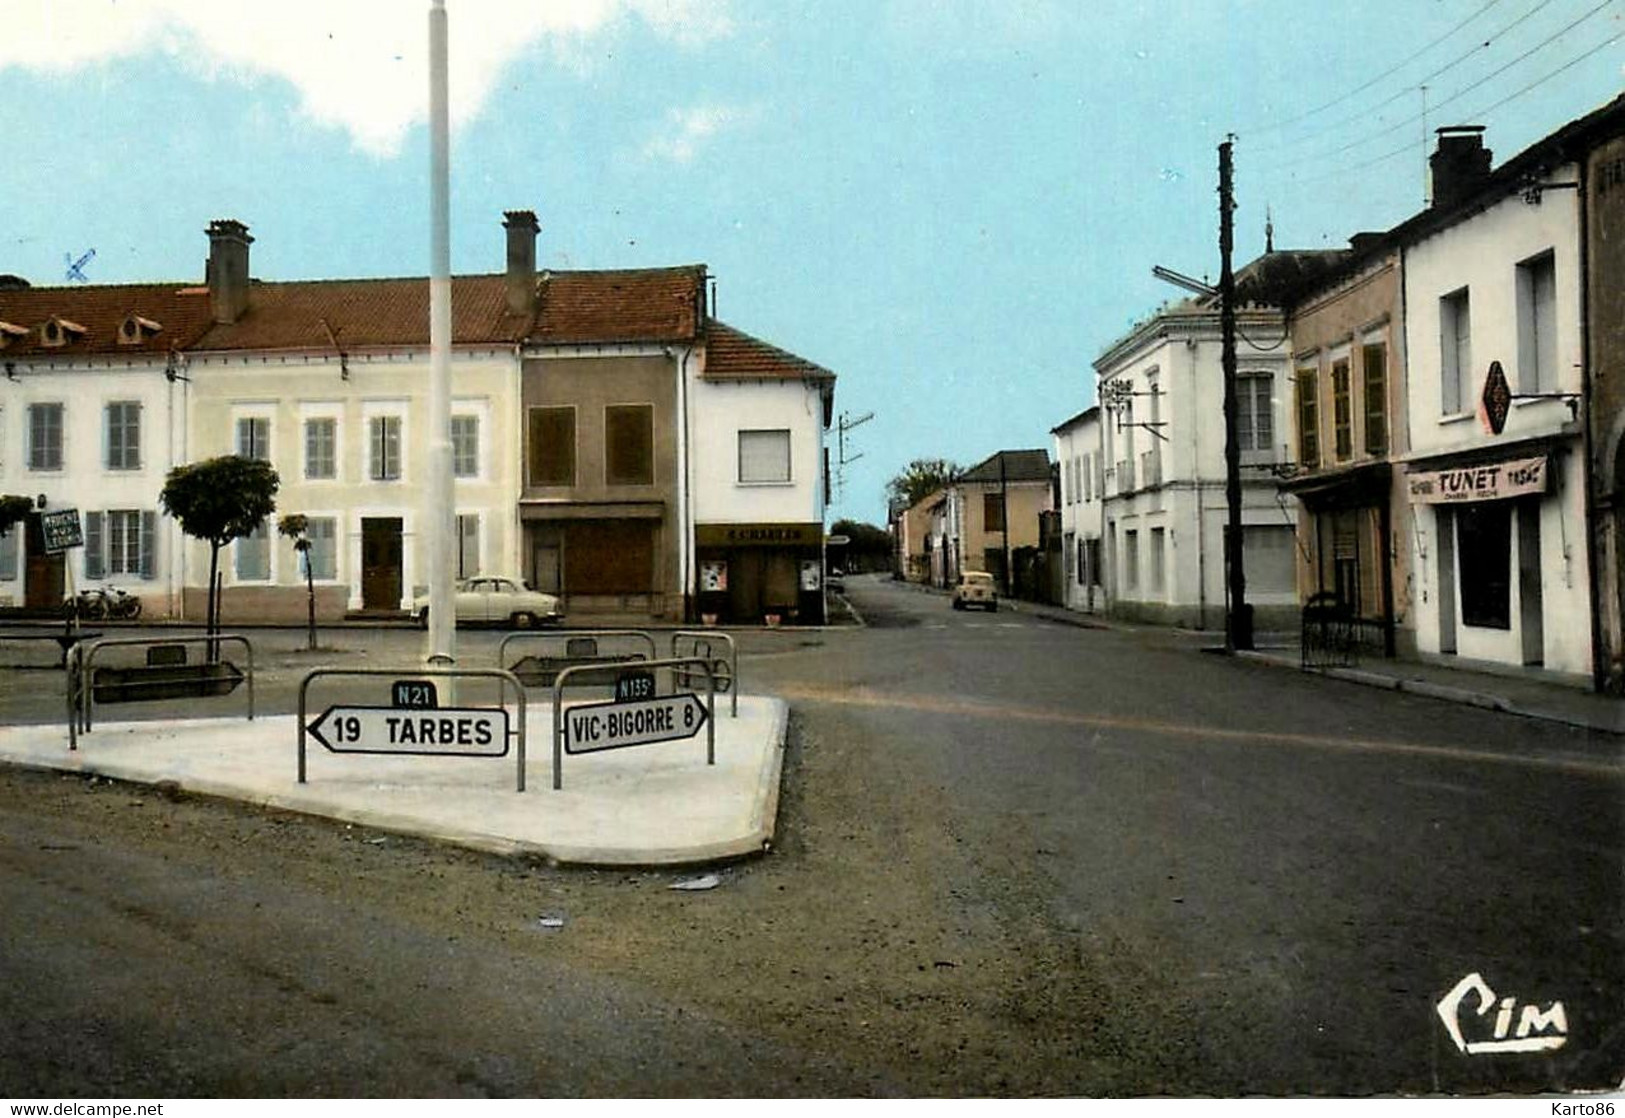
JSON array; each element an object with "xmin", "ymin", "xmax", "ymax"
[
  {"xmin": 23, "ymin": 514, "xmax": 64, "ymax": 610},
  {"xmin": 361, "ymin": 518, "xmax": 403, "ymax": 610}
]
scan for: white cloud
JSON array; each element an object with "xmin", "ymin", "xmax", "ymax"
[
  {"xmin": 643, "ymin": 103, "xmax": 758, "ymax": 164},
  {"xmin": 2, "ymin": 0, "xmax": 734, "ymax": 157}
]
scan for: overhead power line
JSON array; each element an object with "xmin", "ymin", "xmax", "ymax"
[
  {"xmin": 1242, "ymin": 0, "xmax": 1506, "ymax": 139},
  {"xmin": 1248, "ymin": 0, "xmax": 1559, "ymax": 158},
  {"xmin": 1259, "ymin": 0, "xmax": 1618, "ymax": 174},
  {"xmin": 1286, "ymin": 26, "xmax": 1622, "ymax": 186}
]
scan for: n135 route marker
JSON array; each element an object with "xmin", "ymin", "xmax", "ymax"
[
  {"xmin": 564, "ymin": 693, "xmax": 709, "ymax": 755},
  {"xmin": 308, "ymin": 706, "xmax": 509, "ymax": 757}
]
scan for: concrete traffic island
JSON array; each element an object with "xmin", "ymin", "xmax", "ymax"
[{"xmin": 0, "ymin": 697, "xmax": 789, "ymax": 867}]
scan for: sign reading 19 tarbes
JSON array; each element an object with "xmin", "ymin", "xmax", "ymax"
[{"xmin": 1407, "ymin": 457, "xmax": 1548, "ymax": 504}]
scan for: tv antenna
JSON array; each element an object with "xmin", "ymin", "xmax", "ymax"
[
  {"xmin": 64, "ymin": 248, "xmax": 96, "ymax": 283},
  {"xmin": 835, "ymin": 410, "xmax": 874, "ymax": 500}
]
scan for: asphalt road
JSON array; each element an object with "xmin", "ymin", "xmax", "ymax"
[
  {"xmin": 1, "ymin": 579, "xmax": 1620, "ymax": 1096},
  {"xmin": 773, "ymin": 576, "xmax": 1625, "ymax": 1095}
]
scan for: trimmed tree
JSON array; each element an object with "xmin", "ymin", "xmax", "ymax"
[
  {"xmin": 0, "ymin": 495, "xmax": 33, "ymax": 539},
  {"xmin": 278, "ymin": 514, "xmax": 318, "ymax": 651},
  {"xmin": 160, "ymin": 456, "xmax": 279, "ymax": 642}
]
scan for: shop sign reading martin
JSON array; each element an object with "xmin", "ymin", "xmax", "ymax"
[{"xmin": 1407, "ymin": 457, "xmax": 1548, "ymax": 504}]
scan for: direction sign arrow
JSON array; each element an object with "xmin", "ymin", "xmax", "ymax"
[
  {"xmin": 563, "ymin": 693, "xmax": 709, "ymax": 755},
  {"xmin": 308, "ymin": 705, "xmax": 509, "ymax": 757}
]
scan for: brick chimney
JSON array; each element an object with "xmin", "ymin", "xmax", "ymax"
[
  {"xmin": 1430, "ymin": 126, "xmax": 1492, "ymax": 210},
  {"xmin": 503, "ymin": 210, "xmax": 539, "ymax": 316},
  {"xmin": 205, "ymin": 219, "xmax": 253, "ymax": 324}
]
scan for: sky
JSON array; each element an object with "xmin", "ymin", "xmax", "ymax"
[{"xmin": 3, "ymin": 0, "xmax": 1621, "ymax": 526}]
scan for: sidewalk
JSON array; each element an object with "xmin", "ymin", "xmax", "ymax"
[
  {"xmin": 0, "ymin": 697, "xmax": 789, "ymax": 867},
  {"xmin": 1003, "ymin": 596, "xmax": 1625, "ymax": 736}
]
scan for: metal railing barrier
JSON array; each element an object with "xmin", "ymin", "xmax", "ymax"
[
  {"xmin": 550, "ymin": 656, "xmax": 716, "ymax": 791},
  {"xmin": 298, "ymin": 666, "xmax": 528, "ymax": 792},
  {"xmin": 671, "ymin": 630, "xmax": 738, "ymax": 718},
  {"xmin": 498, "ymin": 629, "xmax": 659, "ymax": 689},
  {"xmin": 70, "ymin": 634, "xmax": 256, "ymax": 750},
  {"xmin": 1301, "ymin": 593, "xmax": 1357, "ymax": 670}
]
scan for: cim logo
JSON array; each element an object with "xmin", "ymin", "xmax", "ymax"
[{"xmin": 1436, "ymin": 972, "xmax": 1569, "ymax": 1055}]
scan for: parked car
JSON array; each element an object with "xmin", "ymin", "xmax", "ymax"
[
  {"xmin": 413, "ymin": 576, "xmax": 562, "ymax": 629},
  {"xmin": 951, "ymin": 571, "xmax": 998, "ymax": 612},
  {"xmin": 827, "ymin": 567, "xmax": 846, "ymax": 593}
]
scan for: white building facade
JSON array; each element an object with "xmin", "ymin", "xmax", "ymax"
[
  {"xmin": 1400, "ymin": 147, "xmax": 1590, "ymax": 678},
  {"xmin": 688, "ymin": 322, "xmax": 834, "ymax": 624},
  {"xmin": 1052, "ymin": 407, "xmax": 1103, "ymax": 612},
  {"xmin": 1095, "ymin": 299, "xmax": 1299, "ymax": 630}
]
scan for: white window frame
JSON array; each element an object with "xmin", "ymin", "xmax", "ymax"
[
  {"xmin": 104, "ymin": 400, "xmax": 142, "ymax": 472},
  {"xmin": 301, "ymin": 409, "xmax": 340, "ymax": 482},
  {"xmin": 738, "ymin": 428, "xmax": 792, "ymax": 485},
  {"xmin": 1237, "ymin": 372, "xmax": 1275, "ymax": 458},
  {"xmin": 1439, "ymin": 287, "xmax": 1471, "ymax": 417},
  {"xmin": 298, "ymin": 514, "xmax": 340, "ymax": 583},
  {"xmin": 364, "ymin": 401, "xmax": 408, "ymax": 484},
  {"xmin": 1516, "ymin": 251, "xmax": 1558, "ymax": 396},
  {"xmin": 234, "ymin": 412, "xmax": 273, "ymax": 462},
  {"xmin": 28, "ymin": 402, "xmax": 64, "ymax": 472},
  {"xmin": 234, "ymin": 522, "xmax": 273, "ymax": 584},
  {"xmin": 451, "ymin": 412, "xmax": 481, "ymax": 480}
]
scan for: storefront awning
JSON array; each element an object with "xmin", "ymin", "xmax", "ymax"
[{"xmin": 1279, "ymin": 461, "xmax": 1392, "ymax": 511}]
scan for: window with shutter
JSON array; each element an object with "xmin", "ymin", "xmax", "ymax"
[
  {"xmin": 605, "ymin": 405, "xmax": 653, "ymax": 485},
  {"xmin": 0, "ymin": 524, "xmax": 17, "ymax": 581},
  {"xmin": 738, "ymin": 429, "xmax": 791, "ymax": 484},
  {"xmin": 527, "ymin": 407, "xmax": 576, "ymax": 486},
  {"xmin": 84, "ymin": 511, "xmax": 105, "ymax": 579},
  {"xmin": 140, "ymin": 511, "xmax": 156, "ymax": 579}
]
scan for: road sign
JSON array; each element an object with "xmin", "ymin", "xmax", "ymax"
[
  {"xmin": 308, "ymin": 705, "xmax": 508, "ymax": 757},
  {"xmin": 563, "ymin": 693, "xmax": 709, "ymax": 755},
  {"xmin": 392, "ymin": 679, "xmax": 438, "ymax": 709},
  {"xmin": 40, "ymin": 509, "xmax": 82, "ymax": 553},
  {"xmin": 615, "ymin": 669, "xmax": 656, "ymax": 703},
  {"xmin": 1481, "ymin": 360, "xmax": 1512, "ymax": 435}
]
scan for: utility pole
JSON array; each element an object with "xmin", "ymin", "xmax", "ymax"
[
  {"xmin": 835, "ymin": 410, "xmax": 873, "ymax": 502},
  {"xmin": 1219, "ymin": 138, "xmax": 1251, "ymax": 652},
  {"xmin": 424, "ymin": 0, "xmax": 456, "ymax": 668}
]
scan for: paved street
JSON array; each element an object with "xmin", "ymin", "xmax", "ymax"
[{"xmin": 1, "ymin": 578, "xmax": 1621, "ymax": 1095}]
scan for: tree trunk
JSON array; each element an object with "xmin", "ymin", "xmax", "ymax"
[
  {"xmin": 206, "ymin": 543, "xmax": 221, "ymax": 662},
  {"xmin": 306, "ymin": 555, "xmax": 317, "ymax": 651}
]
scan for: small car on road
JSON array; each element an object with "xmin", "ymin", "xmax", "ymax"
[
  {"xmin": 952, "ymin": 571, "xmax": 998, "ymax": 612},
  {"xmin": 413, "ymin": 576, "xmax": 562, "ymax": 629}
]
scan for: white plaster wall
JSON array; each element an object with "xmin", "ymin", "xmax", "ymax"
[
  {"xmin": 1401, "ymin": 168, "xmax": 1590, "ymax": 675},
  {"xmin": 1404, "ymin": 170, "xmax": 1583, "ymax": 456},
  {"xmin": 0, "ymin": 359, "xmax": 182, "ymax": 612},
  {"xmin": 1053, "ymin": 413, "xmax": 1102, "ymax": 611},
  {"xmin": 688, "ymin": 377, "xmax": 826, "ymax": 525},
  {"xmin": 187, "ymin": 350, "xmax": 518, "ymax": 612},
  {"xmin": 1097, "ymin": 313, "xmax": 1291, "ymax": 624}
]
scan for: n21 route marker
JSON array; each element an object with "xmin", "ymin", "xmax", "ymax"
[
  {"xmin": 308, "ymin": 705, "xmax": 509, "ymax": 757},
  {"xmin": 564, "ymin": 693, "xmax": 709, "ymax": 755}
]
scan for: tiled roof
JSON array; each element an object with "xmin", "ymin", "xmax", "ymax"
[
  {"xmin": 194, "ymin": 274, "xmax": 529, "ymax": 351},
  {"xmin": 530, "ymin": 266, "xmax": 706, "ymax": 345},
  {"xmin": 0, "ymin": 265, "xmax": 710, "ymax": 357},
  {"xmin": 703, "ymin": 321, "xmax": 836, "ymax": 382},
  {"xmin": 0, "ymin": 282, "xmax": 216, "ymax": 358},
  {"xmin": 1050, "ymin": 404, "xmax": 1099, "ymax": 434},
  {"xmin": 957, "ymin": 449, "xmax": 1052, "ymax": 484}
]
